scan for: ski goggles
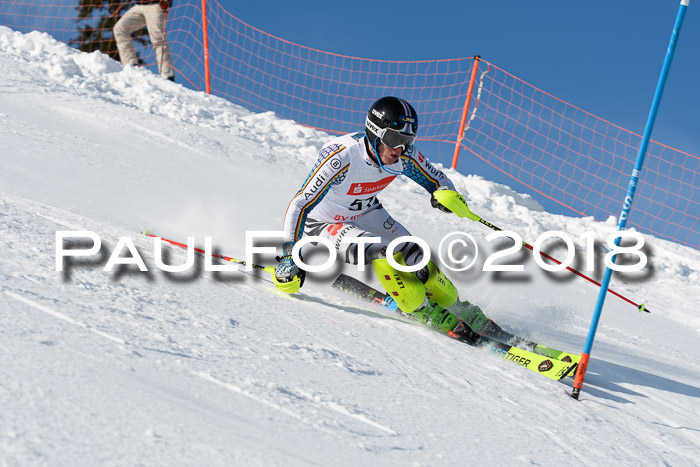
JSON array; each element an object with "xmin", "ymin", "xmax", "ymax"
[
  {"xmin": 380, "ymin": 127, "xmax": 416, "ymax": 150},
  {"xmin": 366, "ymin": 117, "xmax": 417, "ymax": 150}
]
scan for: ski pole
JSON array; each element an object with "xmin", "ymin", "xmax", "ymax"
[
  {"xmin": 141, "ymin": 231, "xmax": 277, "ymax": 275},
  {"xmin": 432, "ymin": 191, "xmax": 650, "ymax": 313},
  {"xmin": 474, "ymin": 215, "xmax": 648, "ymax": 313},
  {"xmin": 143, "ymin": 231, "xmax": 303, "ymax": 294}
]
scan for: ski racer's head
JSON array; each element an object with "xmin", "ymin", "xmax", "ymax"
[{"xmin": 365, "ymin": 96, "xmax": 418, "ymax": 166}]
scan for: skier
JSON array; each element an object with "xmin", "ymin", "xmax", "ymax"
[{"xmin": 274, "ymin": 96, "xmax": 485, "ymax": 343}]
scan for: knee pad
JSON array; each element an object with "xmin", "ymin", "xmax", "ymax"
[
  {"xmin": 372, "ymin": 252, "xmax": 426, "ymax": 314},
  {"xmin": 421, "ymin": 261, "xmax": 458, "ymax": 308}
]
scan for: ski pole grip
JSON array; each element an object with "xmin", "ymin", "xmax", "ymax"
[{"xmin": 432, "ymin": 190, "xmax": 481, "ymax": 221}]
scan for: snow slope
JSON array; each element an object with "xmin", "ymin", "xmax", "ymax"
[{"xmin": 1, "ymin": 27, "xmax": 699, "ymax": 466}]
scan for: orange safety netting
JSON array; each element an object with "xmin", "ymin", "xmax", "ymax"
[
  {"xmin": 1, "ymin": 0, "xmax": 697, "ymax": 248},
  {"xmin": 464, "ymin": 61, "xmax": 699, "ymax": 248}
]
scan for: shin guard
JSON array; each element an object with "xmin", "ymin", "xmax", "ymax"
[
  {"xmin": 372, "ymin": 253, "xmax": 426, "ymax": 314},
  {"xmin": 422, "ymin": 261, "xmax": 458, "ymax": 308}
]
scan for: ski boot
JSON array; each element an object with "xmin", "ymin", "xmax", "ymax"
[
  {"xmin": 372, "ymin": 253, "xmax": 476, "ymax": 342},
  {"xmin": 447, "ymin": 320, "xmax": 482, "ymax": 346},
  {"xmin": 413, "ymin": 301, "xmax": 481, "ymax": 345},
  {"xmin": 450, "ymin": 300, "xmax": 489, "ymax": 333},
  {"xmin": 411, "ymin": 300, "xmax": 459, "ymax": 333}
]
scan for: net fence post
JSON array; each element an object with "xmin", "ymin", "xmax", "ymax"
[
  {"xmin": 451, "ymin": 55, "xmax": 480, "ymax": 169},
  {"xmin": 201, "ymin": 0, "xmax": 211, "ymax": 94}
]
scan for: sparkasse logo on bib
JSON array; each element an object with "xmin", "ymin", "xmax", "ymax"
[{"xmin": 347, "ymin": 176, "xmax": 396, "ymax": 195}]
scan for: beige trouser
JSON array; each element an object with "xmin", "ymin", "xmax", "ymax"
[{"xmin": 114, "ymin": 4, "xmax": 174, "ymax": 78}]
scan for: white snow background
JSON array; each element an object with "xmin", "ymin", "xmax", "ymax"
[{"xmin": 1, "ymin": 27, "xmax": 699, "ymax": 466}]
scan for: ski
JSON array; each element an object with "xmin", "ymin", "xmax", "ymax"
[
  {"xmin": 147, "ymin": 233, "xmax": 577, "ymax": 380},
  {"xmin": 470, "ymin": 318, "xmax": 580, "ymax": 364},
  {"xmin": 329, "ymin": 272, "xmax": 576, "ymax": 379},
  {"xmin": 331, "ymin": 273, "xmax": 580, "ymax": 367},
  {"xmin": 475, "ymin": 337, "xmax": 577, "ymax": 381},
  {"xmin": 332, "ymin": 273, "xmax": 400, "ymax": 311},
  {"xmin": 443, "ymin": 320, "xmax": 577, "ymax": 380}
]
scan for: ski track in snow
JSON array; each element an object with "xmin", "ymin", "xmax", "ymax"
[{"xmin": 1, "ymin": 27, "xmax": 700, "ymax": 465}]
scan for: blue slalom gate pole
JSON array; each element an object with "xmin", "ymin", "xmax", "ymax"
[{"xmin": 571, "ymin": 0, "xmax": 690, "ymax": 400}]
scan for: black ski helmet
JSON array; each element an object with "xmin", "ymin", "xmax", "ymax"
[{"xmin": 365, "ymin": 96, "xmax": 418, "ymax": 150}]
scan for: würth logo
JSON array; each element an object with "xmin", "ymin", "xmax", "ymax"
[{"xmin": 347, "ymin": 176, "xmax": 396, "ymax": 195}]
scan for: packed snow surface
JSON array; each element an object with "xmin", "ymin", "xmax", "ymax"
[{"xmin": 1, "ymin": 27, "xmax": 699, "ymax": 465}]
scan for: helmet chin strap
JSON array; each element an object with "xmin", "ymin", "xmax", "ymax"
[{"xmin": 365, "ymin": 132, "xmax": 407, "ymax": 176}]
